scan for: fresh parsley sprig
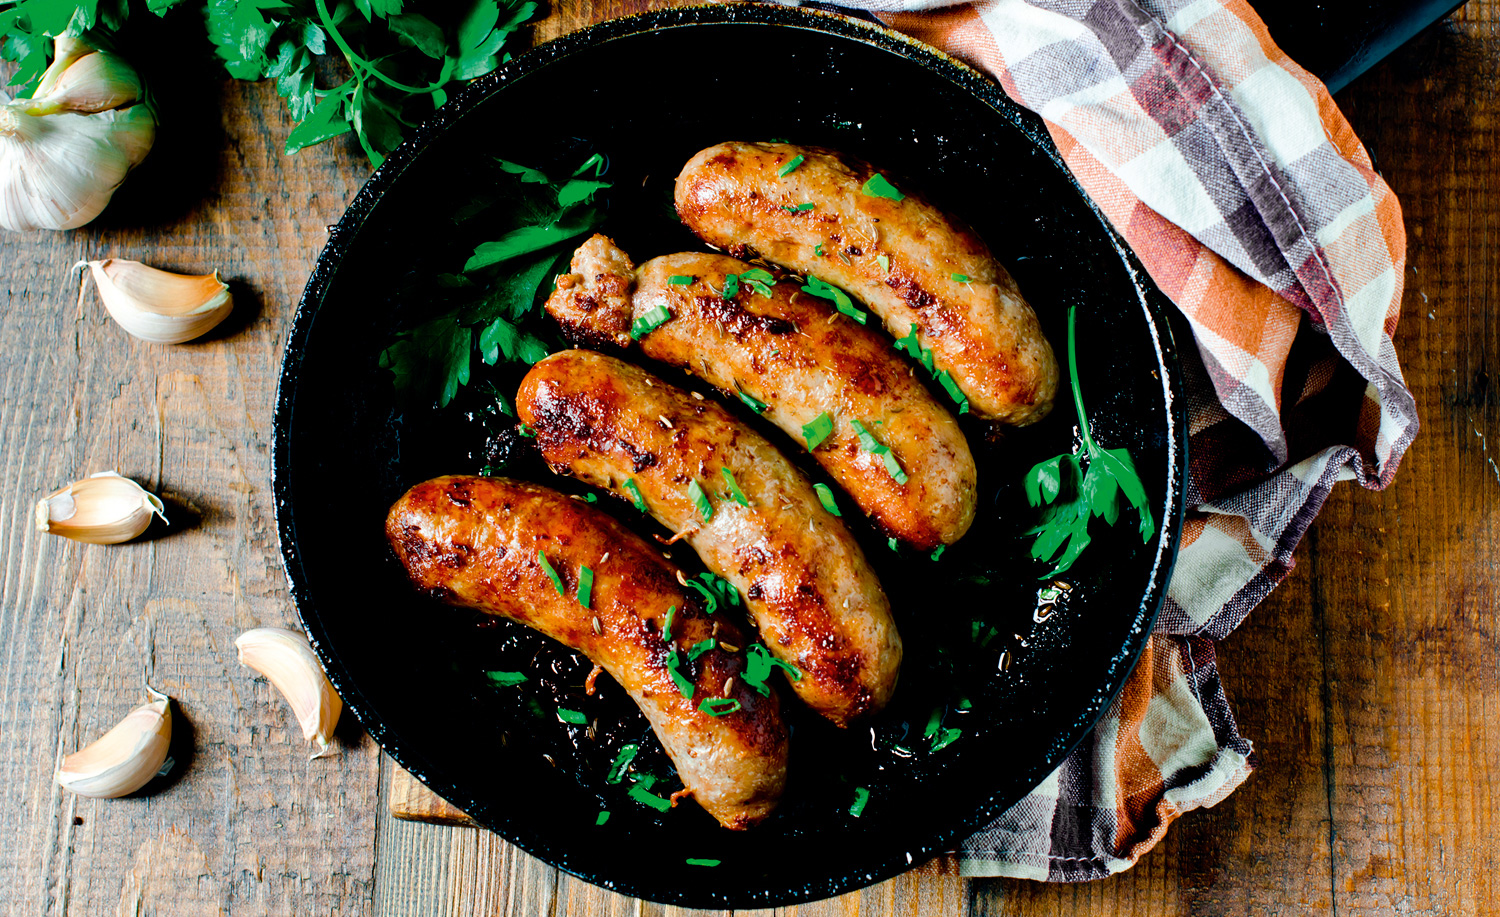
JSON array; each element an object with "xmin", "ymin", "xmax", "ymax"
[{"xmin": 1023, "ymin": 306, "xmax": 1155, "ymax": 578}]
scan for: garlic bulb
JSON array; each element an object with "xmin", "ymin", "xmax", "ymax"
[
  {"xmin": 57, "ymin": 687, "xmax": 173, "ymax": 798},
  {"xmin": 236, "ymin": 628, "xmax": 343, "ymax": 758},
  {"xmin": 0, "ymin": 36, "xmax": 155, "ymax": 232},
  {"xmin": 36, "ymin": 471, "xmax": 168, "ymax": 544},
  {"xmin": 81, "ymin": 259, "xmax": 234, "ymax": 344}
]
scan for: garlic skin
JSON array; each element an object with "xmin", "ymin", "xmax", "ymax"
[
  {"xmin": 36, "ymin": 471, "xmax": 168, "ymax": 544},
  {"xmin": 57, "ymin": 688, "xmax": 173, "ymax": 799},
  {"xmin": 236, "ymin": 628, "xmax": 343, "ymax": 758},
  {"xmin": 0, "ymin": 36, "xmax": 155, "ymax": 232},
  {"xmin": 82, "ymin": 259, "xmax": 234, "ymax": 344}
]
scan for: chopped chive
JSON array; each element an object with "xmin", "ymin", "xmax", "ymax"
[
  {"xmin": 686, "ymin": 573, "xmax": 739, "ymax": 615},
  {"xmin": 584, "ymin": 492, "xmax": 598, "ymax": 503},
  {"xmin": 802, "ymin": 411, "xmax": 835, "ymax": 450},
  {"xmin": 699, "ymin": 697, "xmax": 742, "ymax": 716},
  {"xmin": 663, "ymin": 605, "xmax": 676, "ymax": 641},
  {"xmin": 577, "ymin": 565, "xmax": 594, "ymax": 609},
  {"xmin": 607, "ymin": 744, "xmax": 639, "ymax": 783},
  {"xmin": 814, "ymin": 242, "xmax": 825, "ymax": 257},
  {"xmin": 721, "ymin": 468, "xmax": 751, "ymax": 506},
  {"xmin": 538, "ymin": 550, "xmax": 565, "ymax": 595},
  {"xmin": 888, "ymin": 536, "xmax": 899, "ymax": 552},
  {"xmin": 778, "ymin": 154, "xmax": 806, "ymax": 176},
  {"xmin": 668, "ymin": 275, "xmax": 694, "ymax": 285},
  {"xmin": 596, "ymin": 811, "xmax": 611, "ymax": 826},
  {"xmin": 688, "ymin": 480, "xmax": 713, "ymax": 521},
  {"xmin": 877, "ymin": 254, "xmax": 890, "ymax": 274},
  {"xmin": 741, "ymin": 643, "xmax": 802, "ymax": 697},
  {"xmin": 880, "ymin": 449, "xmax": 909, "ymax": 485},
  {"xmin": 721, "ymin": 273, "xmax": 741, "ymax": 300},
  {"xmin": 686, "ymin": 858, "xmax": 722, "ymax": 867},
  {"xmin": 951, "ymin": 272, "xmax": 971, "ymax": 283},
  {"xmin": 930, "ymin": 545, "xmax": 947, "ymax": 561},
  {"xmin": 935, "ymin": 369, "xmax": 970, "ymax": 414},
  {"xmin": 801, "ymin": 276, "xmax": 868, "ymax": 324},
  {"xmin": 781, "ymin": 201, "xmax": 815, "ymax": 213},
  {"xmin": 958, "ymin": 696, "xmax": 972, "ymax": 710},
  {"xmin": 849, "ymin": 786, "xmax": 870, "ymax": 817},
  {"xmin": 558, "ymin": 708, "xmax": 588, "ymax": 725},
  {"xmin": 931, "ymin": 727, "xmax": 961, "ymax": 752},
  {"xmin": 623, "ymin": 478, "xmax": 648, "ymax": 512},
  {"xmin": 850, "ymin": 419, "xmax": 907, "ymax": 485},
  {"xmin": 631, "ymin": 303, "xmax": 672, "ymax": 339},
  {"xmin": 735, "ymin": 386, "xmax": 768, "ymax": 414},
  {"xmin": 666, "ymin": 650, "xmax": 694, "ymax": 698},
  {"xmin": 861, "ymin": 173, "xmax": 905, "ymax": 201},
  {"xmin": 688, "ymin": 637, "xmax": 716, "ymax": 661},
  {"xmin": 517, "ymin": 423, "xmax": 536, "ymax": 438},
  {"xmin": 894, "ymin": 322, "xmax": 934, "ymax": 371},
  {"xmin": 814, "ymin": 483, "xmax": 841, "ymax": 517},
  {"xmin": 924, "ymin": 707, "xmax": 942, "ymax": 739},
  {"xmin": 628, "ymin": 781, "xmax": 672, "ymax": 812},
  {"xmin": 737, "ymin": 268, "xmax": 776, "ymax": 297},
  {"xmin": 484, "ymin": 670, "xmax": 527, "ymax": 686}
]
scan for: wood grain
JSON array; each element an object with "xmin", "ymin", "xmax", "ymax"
[{"xmin": 0, "ymin": 0, "xmax": 1494, "ymax": 914}]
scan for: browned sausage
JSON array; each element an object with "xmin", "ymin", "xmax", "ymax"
[
  {"xmin": 675, "ymin": 141, "xmax": 1059, "ymax": 425},
  {"xmin": 545, "ymin": 233, "xmax": 977, "ymax": 549},
  {"xmin": 516, "ymin": 350, "xmax": 901, "ymax": 726},
  {"xmin": 386, "ymin": 475, "xmax": 788, "ymax": 829}
]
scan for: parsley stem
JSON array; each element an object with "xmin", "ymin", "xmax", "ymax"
[
  {"xmin": 315, "ymin": 0, "xmax": 448, "ymax": 96},
  {"xmin": 1065, "ymin": 305, "xmax": 1098, "ymax": 455}
]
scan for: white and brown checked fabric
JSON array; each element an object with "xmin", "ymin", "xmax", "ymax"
[{"xmin": 799, "ymin": 0, "xmax": 1418, "ymax": 880}]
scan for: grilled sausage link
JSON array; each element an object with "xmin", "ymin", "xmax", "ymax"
[
  {"xmin": 516, "ymin": 350, "xmax": 901, "ymax": 726},
  {"xmin": 675, "ymin": 141, "xmax": 1059, "ymax": 426},
  {"xmin": 546, "ymin": 234, "xmax": 977, "ymax": 549},
  {"xmin": 386, "ymin": 475, "xmax": 788, "ymax": 829}
]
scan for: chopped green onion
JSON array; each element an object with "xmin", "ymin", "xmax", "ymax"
[
  {"xmin": 801, "ymin": 276, "xmax": 868, "ymax": 324},
  {"xmin": 577, "ymin": 565, "xmax": 594, "ymax": 609},
  {"xmin": 484, "ymin": 670, "xmax": 527, "ymax": 686},
  {"xmin": 881, "ymin": 449, "xmax": 909, "ymax": 485},
  {"xmin": 558, "ymin": 708, "xmax": 587, "ymax": 725},
  {"xmin": 737, "ymin": 268, "xmax": 776, "ymax": 297},
  {"xmin": 688, "ymin": 479, "xmax": 713, "ymax": 521},
  {"xmin": 741, "ymin": 643, "xmax": 802, "ymax": 697},
  {"xmin": 958, "ymin": 696, "xmax": 972, "ymax": 710},
  {"xmin": 931, "ymin": 727, "xmax": 961, "ymax": 752},
  {"xmin": 814, "ymin": 483, "xmax": 841, "ymax": 516},
  {"xmin": 666, "ymin": 650, "xmax": 694, "ymax": 698},
  {"xmin": 778, "ymin": 154, "xmax": 806, "ymax": 177},
  {"xmin": 686, "ymin": 858, "xmax": 722, "ymax": 867},
  {"xmin": 628, "ymin": 780, "xmax": 672, "ymax": 812},
  {"xmin": 735, "ymin": 386, "xmax": 768, "ymax": 414},
  {"xmin": 802, "ymin": 411, "xmax": 835, "ymax": 450},
  {"xmin": 517, "ymin": 423, "xmax": 536, "ymax": 438},
  {"xmin": 861, "ymin": 173, "xmax": 905, "ymax": 201},
  {"xmin": 685, "ymin": 573, "xmax": 739, "ymax": 615},
  {"xmin": 814, "ymin": 243, "xmax": 825, "ymax": 257},
  {"xmin": 781, "ymin": 201, "xmax": 815, "ymax": 213},
  {"xmin": 699, "ymin": 697, "xmax": 742, "ymax": 716},
  {"xmin": 935, "ymin": 369, "xmax": 970, "ymax": 414},
  {"xmin": 894, "ymin": 323, "xmax": 934, "ymax": 371},
  {"xmin": 924, "ymin": 707, "xmax": 943, "ymax": 739},
  {"xmin": 888, "ymin": 536, "xmax": 899, "ymax": 552},
  {"xmin": 538, "ymin": 550, "xmax": 565, "ymax": 595},
  {"xmin": 951, "ymin": 272, "xmax": 971, "ymax": 283},
  {"xmin": 663, "ymin": 605, "xmax": 676, "ymax": 641},
  {"xmin": 584, "ymin": 492, "xmax": 598, "ymax": 503},
  {"xmin": 607, "ymin": 744, "xmax": 639, "ymax": 783},
  {"xmin": 623, "ymin": 479, "xmax": 648, "ymax": 512},
  {"xmin": 721, "ymin": 273, "xmax": 741, "ymax": 300},
  {"xmin": 631, "ymin": 304, "xmax": 672, "ymax": 340},
  {"xmin": 596, "ymin": 811, "xmax": 611, "ymax": 826},
  {"xmin": 849, "ymin": 786, "xmax": 870, "ymax": 817},
  {"xmin": 688, "ymin": 637, "xmax": 716, "ymax": 661},
  {"xmin": 877, "ymin": 254, "xmax": 890, "ymax": 274},
  {"xmin": 721, "ymin": 468, "xmax": 751, "ymax": 506},
  {"xmin": 668, "ymin": 275, "xmax": 694, "ymax": 285},
  {"xmin": 930, "ymin": 545, "xmax": 947, "ymax": 561},
  {"xmin": 850, "ymin": 419, "xmax": 907, "ymax": 484}
]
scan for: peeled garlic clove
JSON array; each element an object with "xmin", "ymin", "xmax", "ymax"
[
  {"xmin": 236, "ymin": 628, "xmax": 343, "ymax": 758},
  {"xmin": 57, "ymin": 688, "xmax": 173, "ymax": 798},
  {"xmin": 82, "ymin": 259, "xmax": 233, "ymax": 344},
  {"xmin": 36, "ymin": 471, "xmax": 167, "ymax": 545}
]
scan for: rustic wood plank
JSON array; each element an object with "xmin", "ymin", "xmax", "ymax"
[{"xmin": 389, "ymin": 762, "xmax": 477, "ymax": 827}]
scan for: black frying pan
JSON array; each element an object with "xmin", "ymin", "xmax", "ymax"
[{"xmin": 273, "ymin": 4, "xmax": 1186, "ymax": 907}]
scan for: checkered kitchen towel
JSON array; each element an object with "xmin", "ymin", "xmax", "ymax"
[{"xmin": 819, "ymin": 0, "xmax": 1417, "ymax": 880}]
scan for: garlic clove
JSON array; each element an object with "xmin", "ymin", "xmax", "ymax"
[
  {"xmin": 57, "ymin": 688, "xmax": 173, "ymax": 798},
  {"xmin": 82, "ymin": 259, "xmax": 233, "ymax": 344},
  {"xmin": 31, "ymin": 36, "xmax": 96, "ymax": 101},
  {"xmin": 36, "ymin": 471, "xmax": 168, "ymax": 545},
  {"xmin": 25, "ymin": 42, "xmax": 143, "ymax": 116},
  {"xmin": 235, "ymin": 628, "xmax": 343, "ymax": 758}
]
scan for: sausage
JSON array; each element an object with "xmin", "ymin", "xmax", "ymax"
[
  {"xmin": 385, "ymin": 475, "xmax": 788, "ymax": 829},
  {"xmin": 515, "ymin": 350, "xmax": 901, "ymax": 726},
  {"xmin": 674, "ymin": 141, "xmax": 1059, "ymax": 426},
  {"xmin": 546, "ymin": 234, "xmax": 977, "ymax": 549}
]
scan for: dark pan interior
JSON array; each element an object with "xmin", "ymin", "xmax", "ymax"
[{"xmin": 274, "ymin": 4, "xmax": 1186, "ymax": 908}]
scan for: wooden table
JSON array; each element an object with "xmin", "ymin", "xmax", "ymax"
[{"xmin": 2, "ymin": 1, "xmax": 1495, "ymax": 914}]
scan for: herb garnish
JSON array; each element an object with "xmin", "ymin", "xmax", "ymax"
[
  {"xmin": 737, "ymin": 268, "xmax": 776, "ymax": 297},
  {"xmin": 623, "ymin": 479, "xmax": 648, "ymax": 512},
  {"xmin": 666, "ymin": 651, "xmax": 694, "ymax": 698},
  {"xmin": 741, "ymin": 644, "xmax": 801, "ymax": 697},
  {"xmin": 628, "ymin": 775, "xmax": 672, "ymax": 812},
  {"xmin": 596, "ymin": 811, "xmax": 611, "ymax": 826},
  {"xmin": 686, "ymin": 858, "xmax": 722, "ymax": 867},
  {"xmin": 801, "ymin": 276, "xmax": 869, "ymax": 325},
  {"xmin": 668, "ymin": 275, "xmax": 694, "ymax": 285},
  {"xmin": 877, "ymin": 254, "xmax": 890, "ymax": 274},
  {"xmin": 781, "ymin": 202, "xmax": 815, "ymax": 213},
  {"xmin": 688, "ymin": 480, "xmax": 713, "ymax": 521},
  {"xmin": 662, "ymin": 605, "xmax": 676, "ymax": 641},
  {"xmin": 557, "ymin": 708, "xmax": 587, "ymax": 725},
  {"xmin": 735, "ymin": 386, "xmax": 768, "ymax": 414},
  {"xmin": 685, "ymin": 573, "xmax": 740, "ymax": 614},
  {"xmin": 721, "ymin": 468, "xmax": 751, "ymax": 507},
  {"xmin": 813, "ymin": 483, "xmax": 841, "ymax": 517},
  {"xmin": 606, "ymin": 744, "xmax": 638, "ymax": 783},
  {"xmin": 849, "ymin": 786, "xmax": 870, "ymax": 817},
  {"xmin": 699, "ymin": 698, "xmax": 742, "ymax": 716},
  {"xmin": 631, "ymin": 304, "xmax": 672, "ymax": 340},
  {"xmin": 720, "ymin": 273, "xmax": 740, "ymax": 300},
  {"xmin": 930, "ymin": 545, "xmax": 946, "ymax": 561},
  {"xmin": 850, "ymin": 419, "xmax": 908, "ymax": 485},
  {"xmin": 577, "ymin": 565, "xmax": 594, "ymax": 609},
  {"xmin": 778, "ymin": 154, "xmax": 806, "ymax": 177},
  {"xmin": 687, "ymin": 638, "xmax": 716, "ymax": 661},
  {"xmin": 484, "ymin": 670, "xmax": 528, "ymax": 686},
  {"xmin": 924, "ymin": 707, "xmax": 960, "ymax": 752},
  {"xmin": 1024, "ymin": 306, "xmax": 1155, "ymax": 577},
  {"xmin": 951, "ymin": 273, "xmax": 971, "ymax": 283},
  {"xmin": 537, "ymin": 549, "xmax": 565, "ymax": 595},
  {"xmin": 802, "ymin": 411, "xmax": 836, "ymax": 450},
  {"xmin": 814, "ymin": 243, "xmax": 826, "ymax": 257},
  {"xmin": 893, "ymin": 323, "xmax": 968, "ymax": 413},
  {"xmin": 861, "ymin": 173, "xmax": 905, "ymax": 201}
]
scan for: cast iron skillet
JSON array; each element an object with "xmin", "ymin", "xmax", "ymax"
[{"xmin": 273, "ymin": 4, "xmax": 1186, "ymax": 907}]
